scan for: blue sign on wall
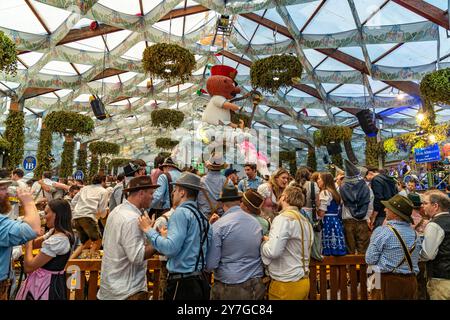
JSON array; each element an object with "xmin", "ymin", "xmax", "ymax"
[
  {"xmin": 414, "ymin": 143, "xmax": 441, "ymax": 164},
  {"xmin": 73, "ymin": 170, "xmax": 84, "ymax": 180},
  {"xmin": 23, "ymin": 156, "xmax": 37, "ymax": 171}
]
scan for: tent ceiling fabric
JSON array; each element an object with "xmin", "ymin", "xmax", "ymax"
[{"xmin": 0, "ymin": 0, "xmax": 449, "ymax": 159}]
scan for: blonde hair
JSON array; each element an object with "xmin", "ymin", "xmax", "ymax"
[
  {"xmin": 282, "ymin": 186, "xmax": 305, "ymax": 208},
  {"xmin": 269, "ymin": 168, "xmax": 289, "ymax": 200}
]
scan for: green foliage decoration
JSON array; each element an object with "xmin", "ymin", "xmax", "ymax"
[
  {"xmin": 0, "ymin": 137, "xmax": 10, "ymax": 152},
  {"xmin": 306, "ymin": 146, "xmax": 317, "ymax": 171},
  {"xmin": 76, "ymin": 148, "xmax": 88, "ymax": 175},
  {"xmin": 59, "ymin": 139, "xmax": 75, "ymax": 178},
  {"xmin": 156, "ymin": 138, "xmax": 179, "ymax": 150},
  {"xmin": 89, "ymin": 154, "xmax": 99, "ymax": 180},
  {"xmin": 383, "ymin": 138, "xmax": 398, "ymax": 154},
  {"xmin": 89, "ymin": 141, "xmax": 120, "ymax": 155},
  {"xmin": 314, "ymin": 126, "xmax": 353, "ymax": 146},
  {"xmin": 160, "ymin": 152, "xmax": 171, "ymax": 159},
  {"xmin": 279, "ymin": 150, "xmax": 296, "ymax": 176},
  {"xmin": 250, "ymin": 55, "xmax": 302, "ymax": 94},
  {"xmin": 108, "ymin": 158, "xmax": 132, "ymax": 173},
  {"xmin": 4, "ymin": 110, "xmax": 25, "ymax": 171},
  {"xmin": 365, "ymin": 137, "xmax": 384, "ymax": 167},
  {"xmin": 420, "ymin": 68, "xmax": 450, "ymax": 107},
  {"xmin": 142, "ymin": 43, "xmax": 196, "ymax": 83},
  {"xmin": 44, "ymin": 111, "xmax": 94, "ymax": 135},
  {"xmin": 35, "ymin": 127, "xmax": 53, "ymax": 178},
  {"xmin": 99, "ymin": 157, "xmax": 109, "ymax": 173},
  {"xmin": 0, "ymin": 31, "xmax": 18, "ymax": 75},
  {"xmin": 151, "ymin": 109, "xmax": 184, "ymax": 128}
]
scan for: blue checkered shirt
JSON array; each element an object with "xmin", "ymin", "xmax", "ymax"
[{"xmin": 365, "ymin": 220, "xmax": 422, "ymax": 274}]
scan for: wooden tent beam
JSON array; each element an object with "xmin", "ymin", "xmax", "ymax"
[{"xmin": 391, "ymin": 0, "xmax": 449, "ymax": 30}]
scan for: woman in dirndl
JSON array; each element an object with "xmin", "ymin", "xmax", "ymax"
[
  {"xmin": 317, "ymin": 172, "xmax": 347, "ymax": 256},
  {"xmin": 16, "ymin": 199, "xmax": 74, "ymax": 300}
]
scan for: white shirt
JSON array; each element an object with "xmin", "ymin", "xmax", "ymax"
[
  {"xmin": 72, "ymin": 184, "xmax": 109, "ymax": 221},
  {"xmin": 202, "ymin": 95, "xmax": 230, "ymax": 125},
  {"xmin": 8, "ymin": 179, "xmax": 29, "ymax": 220},
  {"xmin": 257, "ymin": 183, "xmax": 277, "ymax": 204},
  {"xmin": 261, "ymin": 207, "xmax": 313, "ymax": 282},
  {"xmin": 420, "ymin": 212, "xmax": 449, "ymax": 263},
  {"xmin": 97, "ymin": 200, "xmax": 148, "ymax": 300},
  {"xmin": 319, "ymin": 190, "xmax": 334, "ymax": 212},
  {"xmin": 341, "ymin": 188, "xmax": 374, "ymax": 221}
]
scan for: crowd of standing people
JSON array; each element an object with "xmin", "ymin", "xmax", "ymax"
[{"xmin": 0, "ymin": 154, "xmax": 449, "ymax": 301}]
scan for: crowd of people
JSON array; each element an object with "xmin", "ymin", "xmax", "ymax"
[{"xmin": 0, "ymin": 154, "xmax": 449, "ymax": 301}]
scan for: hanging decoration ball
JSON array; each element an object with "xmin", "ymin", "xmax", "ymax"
[
  {"xmin": 0, "ymin": 31, "xmax": 18, "ymax": 75},
  {"xmin": 142, "ymin": 43, "xmax": 196, "ymax": 83},
  {"xmin": 250, "ymin": 54, "xmax": 303, "ymax": 94}
]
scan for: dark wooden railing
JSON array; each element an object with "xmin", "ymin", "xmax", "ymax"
[
  {"xmin": 65, "ymin": 255, "xmax": 368, "ymax": 300},
  {"xmin": 65, "ymin": 258, "xmax": 163, "ymax": 300},
  {"xmin": 309, "ymin": 254, "xmax": 368, "ymax": 300}
]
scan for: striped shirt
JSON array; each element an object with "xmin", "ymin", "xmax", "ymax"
[{"xmin": 366, "ymin": 220, "xmax": 422, "ymax": 274}]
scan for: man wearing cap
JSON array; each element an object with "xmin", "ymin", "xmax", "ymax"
[
  {"xmin": 340, "ymin": 159, "xmax": 373, "ymax": 254},
  {"xmin": 224, "ymin": 168, "xmax": 239, "ymax": 187},
  {"xmin": 365, "ymin": 194, "xmax": 422, "ymax": 299},
  {"xmin": 420, "ymin": 190, "xmax": 450, "ymax": 300},
  {"xmin": 98, "ymin": 176, "xmax": 159, "ymax": 300},
  {"xmin": 241, "ymin": 189, "xmax": 269, "ymax": 236},
  {"xmin": 197, "ymin": 155, "xmax": 228, "ymax": 217},
  {"xmin": 0, "ymin": 180, "xmax": 41, "ymax": 300},
  {"xmin": 139, "ymin": 172, "xmax": 212, "ymax": 300},
  {"xmin": 150, "ymin": 157, "xmax": 181, "ymax": 216},
  {"xmin": 261, "ymin": 186, "xmax": 313, "ymax": 300},
  {"xmin": 238, "ymin": 163, "xmax": 262, "ymax": 193},
  {"xmin": 206, "ymin": 185, "xmax": 265, "ymax": 300}
]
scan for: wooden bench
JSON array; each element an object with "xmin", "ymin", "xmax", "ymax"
[
  {"xmin": 65, "ymin": 258, "xmax": 163, "ymax": 300},
  {"xmin": 309, "ymin": 255, "xmax": 368, "ymax": 300}
]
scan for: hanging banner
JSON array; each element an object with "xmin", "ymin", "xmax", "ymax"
[{"xmin": 414, "ymin": 144, "xmax": 441, "ymax": 163}]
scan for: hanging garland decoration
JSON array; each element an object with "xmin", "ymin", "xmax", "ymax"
[
  {"xmin": 306, "ymin": 146, "xmax": 317, "ymax": 171},
  {"xmin": 383, "ymin": 123, "xmax": 450, "ymax": 154},
  {"xmin": 313, "ymin": 126, "xmax": 353, "ymax": 146},
  {"xmin": 88, "ymin": 141, "xmax": 120, "ymax": 155},
  {"xmin": 365, "ymin": 136, "xmax": 385, "ymax": 167},
  {"xmin": 59, "ymin": 136, "xmax": 75, "ymax": 178},
  {"xmin": 99, "ymin": 157, "xmax": 110, "ymax": 174},
  {"xmin": 156, "ymin": 138, "xmax": 179, "ymax": 150},
  {"xmin": 419, "ymin": 68, "xmax": 450, "ymax": 128},
  {"xmin": 76, "ymin": 147, "xmax": 88, "ymax": 179},
  {"xmin": 35, "ymin": 126, "xmax": 53, "ymax": 179},
  {"xmin": 151, "ymin": 109, "xmax": 184, "ymax": 128},
  {"xmin": 45, "ymin": 111, "xmax": 94, "ymax": 135},
  {"xmin": 0, "ymin": 31, "xmax": 18, "ymax": 75},
  {"xmin": 0, "ymin": 137, "xmax": 10, "ymax": 152},
  {"xmin": 142, "ymin": 43, "xmax": 196, "ymax": 83},
  {"xmin": 250, "ymin": 55, "xmax": 302, "ymax": 94},
  {"xmin": 4, "ymin": 110, "xmax": 25, "ymax": 171}
]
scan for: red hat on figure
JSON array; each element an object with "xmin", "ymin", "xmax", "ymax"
[{"xmin": 210, "ymin": 65, "xmax": 238, "ymax": 80}]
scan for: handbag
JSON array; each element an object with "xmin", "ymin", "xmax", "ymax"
[{"xmin": 309, "ymin": 182, "xmax": 323, "ymax": 261}]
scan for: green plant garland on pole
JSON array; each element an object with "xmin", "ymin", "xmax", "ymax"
[
  {"xmin": 0, "ymin": 137, "xmax": 10, "ymax": 153},
  {"xmin": 59, "ymin": 136, "xmax": 75, "ymax": 178},
  {"xmin": 76, "ymin": 147, "xmax": 88, "ymax": 176},
  {"xmin": 43, "ymin": 111, "xmax": 94, "ymax": 178},
  {"xmin": 89, "ymin": 154, "xmax": 99, "ymax": 179},
  {"xmin": 4, "ymin": 110, "xmax": 25, "ymax": 171},
  {"xmin": 108, "ymin": 158, "xmax": 132, "ymax": 175},
  {"xmin": 35, "ymin": 126, "xmax": 53, "ymax": 178},
  {"xmin": 306, "ymin": 146, "xmax": 317, "ymax": 171},
  {"xmin": 365, "ymin": 136, "xmax": 384, "ymax": 167}
]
